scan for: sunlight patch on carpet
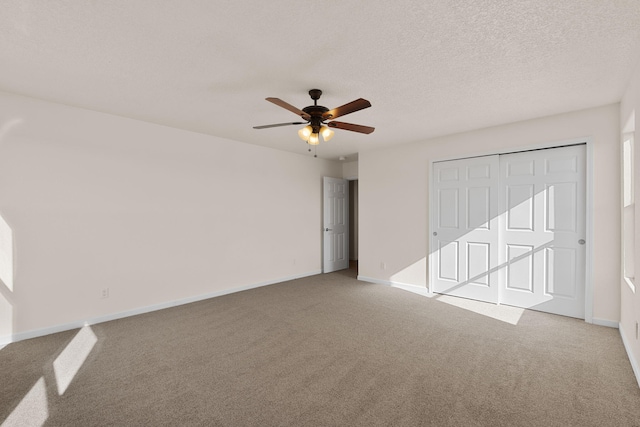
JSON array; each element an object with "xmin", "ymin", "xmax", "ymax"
[
  {"xmin": 1, "ymin": 377, "xmax": 48, "ymax": 427},
  {"xmin": 53, "ymin": 325, "xmax": 97, "ymax": 395},
  {"xmin": 436, "ymin": 294, "xmax": 524, "ymax": 325}
]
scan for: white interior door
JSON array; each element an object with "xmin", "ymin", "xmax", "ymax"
[
  {"xmin": 323, "ymin": 177, "xmax": 349, "ymax": 273},
  {"xmin": 498, "ymin": 145, "xmax": 586, "ymax": 318},
  {"xmin": 431, "ymin": 156, "xmax": 500, "ymax": 303},
  {"xmin": 431, "ymin": 144, "xmax": 587, "ymax": 318}
]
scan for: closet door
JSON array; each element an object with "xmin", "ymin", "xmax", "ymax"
[
  {"xmin": 498, "ymin": 145, "xmax": 586, "ymax": 318},
  {"xmin": 431, "ymin": 156, "xmax": 500, "ymax": 303}
]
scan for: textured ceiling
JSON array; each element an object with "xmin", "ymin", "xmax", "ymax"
[{"xmin": 1, "ymin": 1, "xmax": 640, "ymax": 160}]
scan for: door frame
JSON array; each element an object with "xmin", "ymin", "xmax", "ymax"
[
  {"xmin": 322, "ymin": 176, "xmax": 350, "ymax": 273},
  {"xmin": 428, "ymin": 137, "xmax": 594, "ymax": 323}
]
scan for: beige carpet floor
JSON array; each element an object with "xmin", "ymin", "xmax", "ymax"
[{"xmin": 2, "ymin": 269, "xmax": 640, "ymax": 426}]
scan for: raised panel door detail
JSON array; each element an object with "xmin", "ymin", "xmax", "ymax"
[
  {"xmin": 467, "ymin": 242, "xmax": 490, "ymax": 286},
  {"xmin": 506, "ymin": 244, "xmax": 534, "ymax": 292},
  {"xmin": 546, "ymin": 183, "xmax": 577, "ymax": 232},
  {"xmin": 467, "ymin": 164, "xmax": 491, "ymax": 179},
  {"xmin": 438, "ymin": 241, "xmax": 459, "ymax": 282},
  {"xmin": 545, "ymin": 247, "xmax": 577, "ymax": 298},
  {"xmin": 328, "ymin": 234, "xmax": 335, "ymax": 262},
  {"xmin": 329, "ymin": 197, "xmax": 335, "ymax": 225},
  {"xmin": 467, "ymin": 187, "xmax": 491, "ymax": 230},
  {"xmin": 507, "ymin": 159, "xmax": 534, "ymax": 177},
  {"xmin": 439, "ymin": 167, "xmax": 459, "ymax": 182},
  {"xmin": 336, "ymin": 233, "xmax": 346, "ymax": 261},
  {"xmin": 546, "ymin": 156, "xmax": 577, "ymax": 174},
  {"xmin": 506, "ymin": 184, "xmax": 534, "ymax": 231},
  {"xmin": 438, "ymin": 189, "xmax": 459, "ymax": 228},
  {"xmin": 334, "ymin": 197, "xmax": 345, "ymax": 226}
]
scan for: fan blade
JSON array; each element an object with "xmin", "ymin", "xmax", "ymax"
[
  {"xmin": 253, "ymin": 122, "xmax": 307, "ymax": 129},
  {"xmin": 266, "ymin": 98, "xmax": 311, "ymax": 120},
  {"xmin": 323, "ymin": 98, "xmax": 371, "ymax": 120},
  {"xmin": 327, "ymin": 121, "xmax": 375, "ymax": 134}
]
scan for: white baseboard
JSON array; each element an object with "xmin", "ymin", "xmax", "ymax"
[
  {"xmin": 619, "ymin": 322, "xmax": 640, "ymax": 389},
  {"xmin": 357, "ymin": 275, "xmax": 391, "ymax": 286},
  {"xmin": 591, "ymin": 318, "xmax": 619, "ymax": 328},
  {"xmin": 357, "ymin": 275, "xmax": 432, "ymax": 297},
  {"xmin": 0, "ymin": 270, "xmax": 321, "ymax": 346}
]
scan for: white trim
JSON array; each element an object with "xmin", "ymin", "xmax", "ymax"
[
  {"xmin": 584, "ymin": 139, "xmax": 594, "ymax": 323},
  {"xmin": 620, "ymin": 322, "xmax": 640, "ymax": 389},
  {"xmin": 357, "ymin": 275, "xmax": 433, "ymax": 297},
  {"xmin": 0, "ymin": 270, "xmax": 321, "ymax": 345},
  {"xmin": 390, "ymin": 283, "xmax": 433, "ymax": 297},
  {"xmin": 624, "ymin": 277, "xmax": 636, "ymax": 293},
  {"xmin": 431, "ymin": 137, "xmax": 591, "ymax": 164},
  {"xmin": 428, "ymin": 138, "xmax": 594, "ymax": 323},
  {"xmin": 591, "ymin": 318, "xmax": 619, "ymax": 328},
  {"xmin": 357, "ymin": 275, "xmax": 394, "ymax": 286},
  {"xmin": 322, "ymin": 176, "xmax": 349, "ymax": 273},
  {"xmin": 428, "ymin": 159, "xmax": 436, "ymax": 303}
]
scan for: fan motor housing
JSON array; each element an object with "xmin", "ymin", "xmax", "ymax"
[
  {"xmin": 303, "ymin": 106, "xmax": 329, "ymax": 132},
  {"xmin": 302, "ymin": 105, "xmax": 329, "ymax": 116}
]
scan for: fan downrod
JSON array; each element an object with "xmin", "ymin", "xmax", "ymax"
[{"xmin": 302, "ymin": 89, "xmax": 329, "ymax": 129}]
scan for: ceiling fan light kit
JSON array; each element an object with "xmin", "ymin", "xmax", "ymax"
[
  {"xmin": 254, "ymin": 89, "xmax": 374, "ymax": 154},
  {"xmin": 320, "ymin": 126, "xmax": 334, "ymax": 142},
  {"xmin": 298, "ymin": 125, "xmax": 312, "ymax": 140}
]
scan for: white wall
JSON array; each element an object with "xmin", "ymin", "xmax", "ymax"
[
  {"xmin": 0, "ymin": 91, "xmax": 341, "ymax": 342},
  {"xmin": 620, "ymin": 58, "xmax": 640, "ymax": 384},
  {"xmin": 359, "ymin": 104, "xmax": 620, "ymax": 324},
  {"xmin": 342, "ymin": 160, "xmax": 358, "ymax": 180}
]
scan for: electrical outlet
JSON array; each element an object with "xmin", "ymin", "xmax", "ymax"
[
  {"xmin": 380, "ymin": 262, "xmax": 386, "ymax": 270},
  {"xmin": 100, "ymin": 288, "xmax": 109, "ymax": 299},
  {"xmin": 636, "ymin": 321, "xmax": 638, "ymax": 340}
]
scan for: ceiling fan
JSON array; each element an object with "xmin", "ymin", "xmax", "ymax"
[{"xmin": 253, "ymin": 89, "xmax": 374, "ymax": 148}]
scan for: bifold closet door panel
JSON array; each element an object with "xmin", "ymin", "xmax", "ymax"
[
  {"xmin": 431, "ymin": 144, "xmax": 586, "ymax": 318},
  {"xmin": 498, "ymin": 145, "xmax": 586, "ymax": 318},
  {"xmin": 431, "ymin": 156, "xmax": 500, "ymax": 304}
]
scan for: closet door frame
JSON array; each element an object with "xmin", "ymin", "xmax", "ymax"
[{"xmin": 428, "ymin": 138, "xmax": 594, "ymax": 323}]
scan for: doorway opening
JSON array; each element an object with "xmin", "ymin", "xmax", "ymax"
[
  {"xmin": 349, "ymin": 179, "xmax": 358, "ymax": 274},
  {"xmin": 322, "ymin": 176, "xmax": 358, "ymax": 275}
]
